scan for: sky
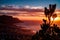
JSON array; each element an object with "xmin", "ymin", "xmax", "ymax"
[
  {"xmin": 0, "ymin": 0, "xmax": 60, "ymax": 31},
  {"xmin": 0, "ymin": 0, "xmax": 60, "ymax": 9},
  {"xmin": 0, "ymin": 0, "xmax": 60, "ymax": 21}
]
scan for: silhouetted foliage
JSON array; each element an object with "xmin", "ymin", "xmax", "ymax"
[
  {"xmin": 44, "ymin": 7, "xmax": 50, "ymax": 17},
  {"xmin": 32, "ymin": 32, "xmax": 40, "ymax": 40},
  {"xmin": 52, "ymin": 14, "xmax": 57, "ymax": 19},
  {"xmin": 49, "ymin": 4, "xmax": 56, "ymax": 16},
  {"xmin": 41, "ymin": 19, "xmax": 50, "ymax": 32},
  {"xmin": 53, "ymin": 24, "xmax": 60, "ymax": 33},
  {"xmin": 32, "ymin": 4, "xmax": 60, "ymax": 40},
  {"xmin": 44, "ymin": 4, "xmax": 56, "ymax": 25}
]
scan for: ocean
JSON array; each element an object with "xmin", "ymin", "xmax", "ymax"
[{"xmin": 15, "ymin": 20, "xmax": 42, "ymax": 32}]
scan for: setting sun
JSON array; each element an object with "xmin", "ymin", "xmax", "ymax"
[{"xmin": 51, "ymin": 17, "xmax": 57, "ymax": 21}]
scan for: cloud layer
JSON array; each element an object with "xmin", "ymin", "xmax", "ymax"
[
  {"xmin": 0, "ymin": 5, "xmax": 60, "ymax": 17},
  {"xmin": 0, "ymin": 5, "xmax": 44, "ymax": 16}
]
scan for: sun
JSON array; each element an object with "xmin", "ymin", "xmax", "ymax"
[
  {"xmin": 51, "ymin": 17, "xmax": 53, "ymax": 21},
  {"xmin": 51, "ymin": 17, "xmax": 58, "ymax": 21}
]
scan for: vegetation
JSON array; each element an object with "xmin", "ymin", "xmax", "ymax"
[
  {"xmin": 44, "ymin": 4, "xmax": 57, "ymax": 25},
  {"xmin": 31, "ymin": 4, "xmax": 60, "ymax": 40}
]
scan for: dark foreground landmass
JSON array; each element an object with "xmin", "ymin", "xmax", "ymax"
[{"xmin": 0, "ymin": 15, "xmax": 60, "ymax": 40}]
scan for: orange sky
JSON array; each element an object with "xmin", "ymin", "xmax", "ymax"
[
  {"xmin": 0, "ymin": 10, "xmax": 60, "ymax": 21},
  {"xmin": 13, "ymin": 10, "xmax": 60, "ymax": 21},
  {"xmin": 0, "ymin": 9, "xmax": 60, "ymax": 30}
]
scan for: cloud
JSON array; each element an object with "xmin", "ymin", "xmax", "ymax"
[
  {"xmin": 0, "ymin": 5, "xmax": 44, "ymax": 12},
  {"xmin": 0, "ymin": 5, "xmax": 43, "ymax": 9},
  {"xmin": 0, "ymin": 5, "xmax": 44, "ymax": 16},
  {"xmin": 24, "ymin": 5, "xmax": 43, "ymax": 9}
]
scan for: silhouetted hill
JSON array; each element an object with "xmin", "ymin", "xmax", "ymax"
[
  {"xmin": 0, "ymin": 15, "xmax": 23, "ymax": 24},
  {"xmin": 0, "ymin": 15, "xmax": 35, "ymax": 40},
  {"xmin": 0, "ymin": 15, "xmax": 24, "ymax": 40}
]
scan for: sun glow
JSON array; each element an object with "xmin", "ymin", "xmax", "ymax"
[
  {"xmin": 51, "ymin": 17, "xmax": 60, "ymax": 21},
  {"xmin": 51, "ymin": 17, "xmax": 54, "ymax": 21}
]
